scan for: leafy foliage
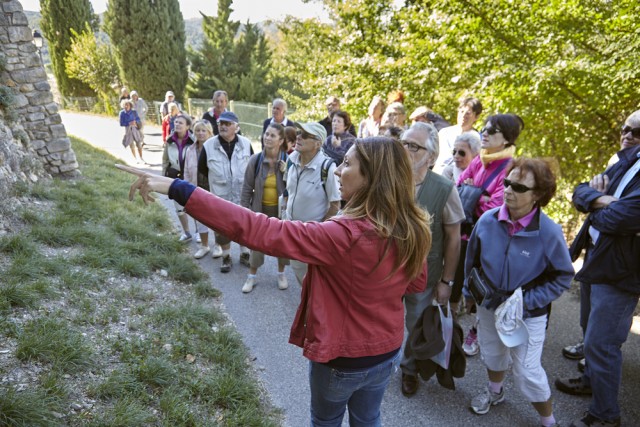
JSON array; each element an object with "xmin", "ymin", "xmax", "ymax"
[
  {"xmin": 277, "ymin": 0, "xmax": 640, "ymax": 233},
  {"xmin": 65, "ymin": 25, "xmax": 119, "ymax": 115},
  {"xmin": 39, "ymin": 0, "xmax": 97, "ymax": 97},
  {"xmin": 186, "ymin": 0, "xmax": 276, "ymax": 102},
  {"xmin": 104, "ymin": 0, "xmax": 188, "ymax": 101}
]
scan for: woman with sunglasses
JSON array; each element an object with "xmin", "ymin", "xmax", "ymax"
[
  {"xmin": 454, "ymin": 113, "xmax": 524, "ymax": 350},
  {"xmin": 463, "ymin": 158, "xmax": 573, "ymax": 427},
  {"xmin": 442, "ymin": 132, "xmax": 481, "ymax": 183},
  {"xmin": 117, "ymin": 136, "xmax": 431, "ymax": 426}
]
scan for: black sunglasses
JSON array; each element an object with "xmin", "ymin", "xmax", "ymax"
[
  {"xmin": 452, "ymin": 149, "xmax": 467, "ymax": 156},
  {"xmin": 503, "ymin": 179, "xmax": 535, "ymax": 193},
  {"xmin": 402, "ymin": 141, "xmax": 428, "ymax": 153},
  {"xmin": 295, "ymin": 130, "xmax": 320, "ymax": 140},
  {"xmin": 621, "ymin": 126, "xmax": 640, "ymax": 139},
  {"xmin": 481, "ymin": 127, "xmax": 502, "ymax": 135}
]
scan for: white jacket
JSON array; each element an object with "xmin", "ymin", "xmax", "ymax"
[{"xmin": 201, "ymin": 134, "xmax": 252, "ymax": 204}]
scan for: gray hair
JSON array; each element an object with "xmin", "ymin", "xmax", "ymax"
[
  {"xmin": 212, "ymin": 90, "xmax": 228, "ymax": 101},
  {"xmin": 454, "ymin": 132, "xmax": 481, "ymax": 155},
  {"xmin": 386, "ymin": 102, "xmax": 406, "ymax": 115},
  {"xmin": 408, "ymin": 122, "xmax": 439, "ymax": 161},
  {"xmin": 273, "ymin": 98, "xmax": 287, "ymax": 111}
]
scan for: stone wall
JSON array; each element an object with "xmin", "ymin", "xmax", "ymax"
[{"xmin": 0, "ymin": 0, "xmax": 78, "ymax": 179}]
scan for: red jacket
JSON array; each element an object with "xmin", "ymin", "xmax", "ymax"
[{"xmin": 184, "ymin": 187, "xmax": 428, "ymax": 363}]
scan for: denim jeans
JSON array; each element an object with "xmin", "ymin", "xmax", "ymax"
[
  {"xmin": 309, "ymin": 351, "xmax": 400, "ymax": 426},
  {"xmin": 582, "ymin": 283, "xmax": 639, "ymax": 421}
]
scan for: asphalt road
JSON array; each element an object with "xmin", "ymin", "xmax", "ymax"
[{"xmin": 60, "ymin": 111, "xmax": 640, "ymax": 426}]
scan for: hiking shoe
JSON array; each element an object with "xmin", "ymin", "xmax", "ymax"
[
  {"xmin": 570, "ymin": 412, "xmax": 620, "ymax": 427},
  {"xmin": 242, "ymin": 276, "xmax": 256, "ymax": 293},
  {"xmin": 578, "ymin": 358, "xmax": 585, "ymax": 373},
  {"xmin": 562, "ymin": 342, "xmax": 584, "ymax": 360},
  {"xmin": 277, "ymin": 274, "xmax": 288, "ymax": 290},
  {"xmin": 463, "ymin": 328, "xmax": 479, "ymax": 356},
  {"xmin": 470, "ymin": 385, "xmax": 505, "ymax": 415},
  {"xmin": 220, "ymin": 255, "xmax": 232, "ymax": 273},
  {"xmin": 194, "ymin": 246, "xmax": 210, "ymax": 259},
  {"xmin": 178, "ymin": 233, "xmax": 192, "ymax": 242},
  {"xmin": 239, "ymin": 252, "xmax": 250, "ymax": 267},
  {"xmin": 555, "ymin": 376, "xmax": 592, "ymax": 395},
  {"xmin": 211, "ymin": 244, "xmax": 223, "ymax": 258}
]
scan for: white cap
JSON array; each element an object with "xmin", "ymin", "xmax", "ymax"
[{"xmin": 494, "ymin": 288, "xmax": 529, "ymax": 347}]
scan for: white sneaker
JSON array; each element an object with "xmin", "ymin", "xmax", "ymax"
[
  {"xmin": 196, "ymin": 234, "xmax": 202, "ymax": 244},
  {"xmin": 178, "ymin": 233, "xmax": 192, "ymax": 243},
  {"xmin": 211, "ymin": 244, "xmax": 223, "ymax": 258},
  {"xmin": 242, "ymin": 276, "xmax": 256, "ymax": 293},
  {"xmin": 194, "ymin": 246, "xmax": 210, "ymax": 259},
  {"xmin": 278, "ymin": 274, "xmax": 288, "ymax": 290}
]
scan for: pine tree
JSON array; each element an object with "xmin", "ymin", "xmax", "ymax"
[
  {"xmin": 104, "ymin": 0, "xmax": 187, "ymax": 101},
  {"xmin": 40, "ymin": 0, "xmax": 97, "ymax": 97},
  {"xmin": 186, "ymin": 0, "xmax": 274, "ymax": 103}
]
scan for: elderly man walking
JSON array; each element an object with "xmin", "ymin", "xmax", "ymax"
[
  {"xmin": 284, "ymin": 122, "xmax": 341, "ymax": 285},
  {"xmin": 261, "ymin": 98, "xmax": 296, "ymax": 148},
  {"xmin": 202, "ymin": 90, "xmax": 229, "ymax": 136},
  {"xmin": 555, "ymin": 110, "xmax": 640, "ymax": 427},
  {"xmin": 399, "ymin": 122, "xmax": 465, "ymax": 396}
]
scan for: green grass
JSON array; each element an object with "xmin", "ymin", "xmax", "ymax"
[{"xmin": 0, "ymin": 136, "xmax": 279, "ymax": 425}]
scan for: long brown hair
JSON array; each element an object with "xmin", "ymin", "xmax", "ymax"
[{"xmin": 342, "ymin": 137, "xmax": 431, "ymax": 279}]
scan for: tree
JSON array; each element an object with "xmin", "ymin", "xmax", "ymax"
[
  {"xmin": 104, "ymin": 0, "xmax": 188, "ymax": 101},
  {"xmin": 65, "ymin": 25, "xmax": 119, "ymax": 115},
  {"xmin": 40, "ymin": 0, "xmax": 97, "ymax": 97},
  {"xmin": 186, "ymin": 0, "xmax": 275, "ymax": 102}
]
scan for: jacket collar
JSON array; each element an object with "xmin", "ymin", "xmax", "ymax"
[{"xmin": 617, "ymin": 145, "xmax": 640, "ymax": 164}]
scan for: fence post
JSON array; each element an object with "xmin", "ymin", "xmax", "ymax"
[
  {"xmin": 229, "ymin": 100, "xmax": 235, "ymax": 113},
  {"xmin": 267, "ymin": 102, "xmax": 272, "ymax": 118},
  {"xmin": 187, "ymin": 98, "xmax": 193, "ymax": 116}
]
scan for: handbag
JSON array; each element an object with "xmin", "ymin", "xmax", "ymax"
[
  {"xmin": 468, "ymin": 267, "xmax": 492, "ymax": 306},
  {"xmin": 165, "ymin": 167, "xmax": 181, "ymax": 179}
]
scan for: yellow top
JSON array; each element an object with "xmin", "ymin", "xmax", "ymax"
[{"xmin": 262, "ymin": 173, "xmax": 278, "ymax": 206}]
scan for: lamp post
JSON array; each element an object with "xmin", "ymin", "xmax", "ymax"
[{"xmin": 32, "ymin": 30, "xmax": 43, "ymax": 63}]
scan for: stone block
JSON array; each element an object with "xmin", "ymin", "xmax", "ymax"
[
  {"xmin": 59, "ymin": 161, "xmax": 79, "ymax": 173},
  {"xmin": 7, "ymin": 27, "xmax": 31, "ymax": 43},
  {"xmin": 45, "ymin": 165, "xmax": 60, "ymax": 174},
  {"xmin": 49, "ymin": 124, "xmax": 67, "ymax": 139},
  {"xmin": 27, "ymin": 105, "xmax": 43, "ymax": 113},
  {"xmin": 26, "ymin": 112, "xmax": 45, "ymax": 122},
  {"xmin": 49, "ymin": 159, "xmax": 62, "ymax": 166},
  {"xmin": 11, "ymin": 68, "xmax": 45, "ymax": 84},
  {"xmin": 0, "ymin": 34, "xmax": 9, "ymax": 44},
  {"xmin": 45, "ymin": 114, "xmax": 62, "ymax": 125},
  {"xmin": 44, "ymin": 102, "xmax": 58, "ymax": 114},
  {"xmin": 19, "ymin": 84, "xmax": 33, "ymax": 93},
  {"xmin": 6, "ymin": 56, "xmax": 19, "ymax": 64},
  {"xmin": 34, "ymin": 81, "xmax": 51, "ymax": 91},
  {"xmin": 48, "ymin": 152, "xmax": 61, "ymax": 161},
  {"xmin": 37, "ymin": 147, "xmax": 48, "ymax": 156},
  {"xmin": 7, "ymin": 63, "xmax": 25, "ymax": 71},
  {"xmin": 23, "ymin": 53, "xmax": 40, "ymax": 67},
  {"xmin": 62, "ymin": 151, "xmax": 77, "ymax": 162},
  {"xmin": 3, "ymin": 1, "xmax": 23, "ymax": 13},
  {"xmin": 47, "ymin": 137, "xmax": 70, "ymax": 153},
  {"xmin": 30, "ymin": 139, "xmax": 45, "ymax": 150},
  {"xmin": 27, "ymin": 90, "xmax": 52, "ymax": 105},
  {"xmin": 11, "ymin": 11, "xmax": 28, "ymax": 25},
  {"xmin": 13, "ymin": 93, "xmax": 28, "ymax": 108},
  {"xmin": 18, "ymin": 43, "xmax": 36, "ymax": 53}
]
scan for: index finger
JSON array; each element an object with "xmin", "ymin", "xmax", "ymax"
[{"xmin": 115, "ymin": 163, "xmax": 146, "ymax": 177}]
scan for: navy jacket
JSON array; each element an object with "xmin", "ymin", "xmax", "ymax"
[{"xmin": 571, "ymin": 145, "xmax": 640, "ymax": 293}]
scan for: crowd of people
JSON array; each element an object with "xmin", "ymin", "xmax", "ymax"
[{"xmin": 116, "ymin": 86, "xmax": 640, "ymax": 427}]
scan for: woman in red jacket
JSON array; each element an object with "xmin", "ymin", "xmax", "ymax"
[{"xmin": 118, "ymin": 135, "xmax": 431, "ymax": 426}]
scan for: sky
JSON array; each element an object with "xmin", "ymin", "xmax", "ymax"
[{"xmin": 20, "ymin": 0, "xmax": 329, "ymax": 22}]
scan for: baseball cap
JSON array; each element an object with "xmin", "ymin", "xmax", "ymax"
[
  {"xmin": 218, "ymin": 111, "xmax": 239, "ymax": 124},
  {"xmin": 130, "ymin": 90, "xmax": 138, "ymax": 97},
  {"xmin": 495, "ymin": 287, "xmax": 529, "ymax": 347},
  {"xmin": 294, "ymin": 122, "xmax": 327, "ymax": 142},
  {"xmin": 410, "ymin": 106, "xmax": 430, "ymax": 121},
  {"xmin": 165, "ymin": 91, "xmax": 174, "ymax": 97}
]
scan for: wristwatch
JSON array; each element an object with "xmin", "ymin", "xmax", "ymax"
[{"xmin": 440, "ymin": 279, "xmax": 454, "ymax": 288}]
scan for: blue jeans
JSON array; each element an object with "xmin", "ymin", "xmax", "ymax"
[
  {"xmin": 582, "ymin": 283, "xmax": 638, "ymax": 421},
  {"xmin": 309, "ymin": 351, "xmax": 400, "ymax": 426}
]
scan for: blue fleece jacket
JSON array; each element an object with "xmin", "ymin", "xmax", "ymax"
[
  {"xmin": 119, "ymin": 109, "xmax": 140, "ymax": 127},
  {"xmin": 463, "ymin": 206, "xmax": 574, "ymax": 315}
]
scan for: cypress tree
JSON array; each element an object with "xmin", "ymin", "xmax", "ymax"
[
  {"xmin": 104, "ymin": 0, "xmax": 187, "ymax": 101},
  {"xmin": 186, "ymin": 0, "xmax": 274, "ymax": 103},
  {"xmin": 40, "ymin": 0, "xmax": 97, "ymax": 97}
]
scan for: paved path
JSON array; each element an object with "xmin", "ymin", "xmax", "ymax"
[{"xmin": 60, "ymin": 111, "xmax": 640, "ymax": 426}]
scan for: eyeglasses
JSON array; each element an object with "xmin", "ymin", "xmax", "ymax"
[
  {"xmin": 503, "ymin": 179, "xmax": 535, "ymax": 193},
  {"xmin": 295, "ymin": 130, "xmax": 320, "ymax": 140},
  {"xmin": 452, "ymin": 149, "xmax": 467, "ymax": 157},
  {"xmin": 621, "ymin": 126, "xmax": 640, "ymax": 139},
  {"xmin": 481, "ymin": 127, "xmax": 502, "ymax": 135},
  {"xmin": 402, "ymin": 141, "xmax": 428, "ymax": 153}
]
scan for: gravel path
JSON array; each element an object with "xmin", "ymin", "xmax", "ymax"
[{"xmin": 60, "ymin": 111, "xmax": 640, "ymax": 426}]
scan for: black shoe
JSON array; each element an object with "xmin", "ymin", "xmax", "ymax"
[
  {"xmin": 239, "ymin": 252, "xmax": 250, "ymax": 267},
  {"xmin": 401, "ymin": 373, "xmax": 418, "ymax": 396},
  {"xmin": 555, "ymin": 376, "xmax": 592, "ymax": 395},
  {"xmin": 220, "ymin": 255, "xmax": 232, "ymax": 273},
  {"xmin": 570, "ymin": 411, "xmax": 620, "ymax": 427},
  {"xmin": 578, "ymin": 358, "xmax": 585, "ymax": 373},
  {"xmin": 562, "ymin": 342, "xmax": 584, "ymax": 360}
]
